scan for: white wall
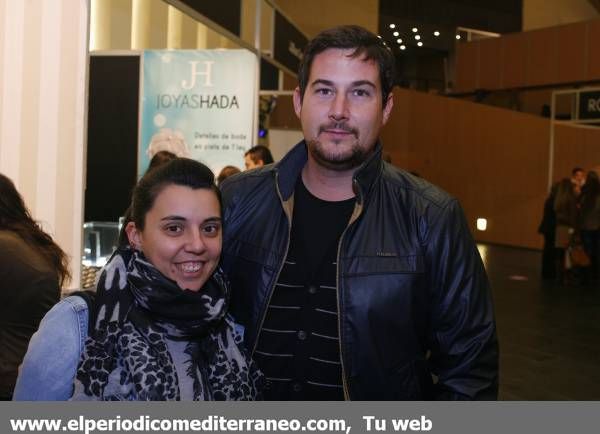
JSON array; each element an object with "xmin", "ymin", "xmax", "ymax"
[
  {"xmin": 0, "ymin": 0, "xmax": 89, "ymax": 289},
  {"xmin": 523, "ymin": 0, "xmax": 599, "ymax": 30},
  {"xmin": 269, "ymin": 128, "xmax": 303, "ymax": 162}
]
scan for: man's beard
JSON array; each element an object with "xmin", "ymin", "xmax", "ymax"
[{"xmin": 307, "ymin": 123, "xmax": 371, "ymax": 171}]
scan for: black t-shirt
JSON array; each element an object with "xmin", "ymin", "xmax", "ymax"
[{"xmin": 254, "ymin": 178, "xmax": 355, "ymax": 400}]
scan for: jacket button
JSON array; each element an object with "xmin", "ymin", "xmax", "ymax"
[
  {"xmin": 292, "ymin": 382, "xmax": 302, "ymax": 392},
  {"xmin": 297, "ymin": 330, "xmax": 307, "ymax": 340},
  {"xmin": 307, "ymin": 284, "xmax": 317, "ymax": 294}
]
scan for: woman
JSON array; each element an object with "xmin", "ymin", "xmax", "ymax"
[
  {"xmin": 0, "ymin": 173, "xmax": 70, "ymax": 400},
  {"xmin": 14, "ymin": 159, "xmax": 262, "ymax": 400}
]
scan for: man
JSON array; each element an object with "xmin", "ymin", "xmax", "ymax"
[
  {"xmin": 244, "ymin": 145, "xmax": 274, "ymax": 170},
  {"xmin": 221, "ymin": 25, "xmax": 498, "ymax": 400}
]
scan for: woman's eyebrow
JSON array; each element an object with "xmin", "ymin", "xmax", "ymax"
[{"xmin": 160, "ymin": 215, "xmax": 186, "ymax": 221}]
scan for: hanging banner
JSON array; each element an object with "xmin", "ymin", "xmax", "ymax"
[
  {"xmin": 273, "ymin": 10, "xmax": 307, "ymax": 74},
  {"xmin": 139, "ymin": 50, "xmax": 256, "ymax": 176}
]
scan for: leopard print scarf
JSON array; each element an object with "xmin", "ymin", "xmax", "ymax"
[{"xmin": 71, "ymin": 248, "xmax": 263, "ymax": 400}]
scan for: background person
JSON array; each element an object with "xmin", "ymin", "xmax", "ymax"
[
  {"xmin": 244, "ymin": 145, "xmax": 274, "ymax": 170},
  {"xmin": 13, "ymin": 159, "xmax": 262, "ymax": 400},
  {"xmin": 0, "ymin": 173, "xmax": 70, "ymax": 400},
  {"xmin": 554, "ymin": 167, "xmax": 586, "ymax": 283},
  {"xmin": 220, "ymin": 25, "xmax": 498, "ymax": 400},
  {"xmin": 217, "ymin": 166, "xmax": 241, "ymax": 185},
  {"xmin": 580, "ymin": 169, "xmax": 600, "ymax": 282}
]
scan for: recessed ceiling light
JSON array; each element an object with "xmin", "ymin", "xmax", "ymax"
[
  {"xmin": 400, "ymin": 45, "xmax": 406, "ymax": 50},
  {"xmin": 389, "ymin": 24, "xmax": 396, "ymax": 29},
  {"xmin": 393, "ymin": 31, "xmax": 399, "ymax": 36},
  {"xmin": 377, "ymin": 35, "xmax": 382, "ymax": 38},
  {"xmin": 417, "ymin": 41, "xmax": 423, "ymax": 47},
  {"xmin": 412, "ymin": 27, "xmax": 418, "ymax": 33},
  {"xmin": 434, "ymin": 31, "xmax": 440, "ymax": 36},
  {"xmin": 414, "ymin": 35, "xmax": 421, "ymax": 40},
  {"xmin": 397, "ymin": 38, "xmax": 402, "ymax": 43},
  {"xmin": 456, "ymin": 34, "xmax": 461, "ymax": 40}
]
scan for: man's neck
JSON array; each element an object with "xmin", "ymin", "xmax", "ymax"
[{"xmin": 301, "ymin": 156, "xmax": 356, "ymax": 202}]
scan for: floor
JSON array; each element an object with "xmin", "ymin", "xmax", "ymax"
[{"xmin": 479, "ymin": 243, "xmax": 600, "ymax": 400}]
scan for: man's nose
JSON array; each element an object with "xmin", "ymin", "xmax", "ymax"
[{"xmin": 328, "ymin": 93, "xmax": 349, "ymax": 121}]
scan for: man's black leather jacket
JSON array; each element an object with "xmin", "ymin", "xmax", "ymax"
[{"xmin": 220, "ymin": 141, "xmax": 499, "ymax": 400}]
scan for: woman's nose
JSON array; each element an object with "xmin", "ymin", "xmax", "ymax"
[{"xmin": 185, "ymin": 230, "xmax": 206, "ymax": 253}]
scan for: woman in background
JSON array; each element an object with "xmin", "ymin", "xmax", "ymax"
[{"xmin": 0, "ymin": 173, "xmax": 70, "ymax": 400}]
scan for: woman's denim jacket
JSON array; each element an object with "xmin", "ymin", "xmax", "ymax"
[
  {"xmin": 12, "ymin": 296, "xmax": 87, "ymax": 400},
  {"xmin": 12, "ymin": 295, "xmax": 245, "ymax": 400}
]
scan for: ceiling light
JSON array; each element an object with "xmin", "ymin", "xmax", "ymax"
[
  {"xmin": 393, "ymin": 31, "xmax": 399, "ymax": 36},
  {"xmin": 434, "ymin": 31, "xmax": 440, "ymax": 36},
  {"xmin": 377, "ymin": 35, "xmax": 382, "ymax": 39},
  {"xmin": 414, "ymin": 35, "xmax": 420, "ymax": 40},
  {"xmin": 389, "ymin": 24, "xmax": 396, "ymax": 29},
  {"xmin": 400, "ymin": 45, "xmax": 406, "ymax": 50},
  {"xmin": 396, "ymin": 38, "xmax": 402, "ymax": 43},
  {"xmin": 417, "ymin": 41, "xmax": 423, "ymax": 47},
  {"xmin": 476, "ymin": 218, "xmax": 487, "ymax": 231},
  {"xmin": 412, "ymin": 27, "xmax": 418, "ymax": 33},
  {"xmin": 456, "ymin": 34, "xmax": 461, "ymax": 40}
]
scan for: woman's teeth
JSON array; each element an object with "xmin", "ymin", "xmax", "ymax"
[{"xmin": 179, "ymin": 262, "xmax": 201, "ymax": 273}]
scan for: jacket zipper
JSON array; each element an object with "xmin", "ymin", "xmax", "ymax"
[
  {"xmin": 336, "ymin": 179, "xmax": 364, "ymax": 401},
  {"xmin": 251, "ymin": 171, "xmax": 293, "ymax": 355}
]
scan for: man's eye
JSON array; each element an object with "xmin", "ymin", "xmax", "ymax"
[
  {"xmin": 353, "ymin": 89, "xmax": 370, "ymax": 97},
  {"xmin": 316, "ymin": 88, "xmax": 333, "ymax": 96}
]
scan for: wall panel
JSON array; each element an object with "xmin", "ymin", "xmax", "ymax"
[
  {"xmin": 478, "ymin": 37, "xmax": 503, "ymax": 90},
  {"xmin": 526, "ymin": 27, "xmax": 558, "ymax": 86},
  {"xmin": 556, "ymin": 23, "xmax": 587, "ymax": 83},
  {"xmin": 0, "ymin": 0, "xmax": 88, "ymax": 289},
  {"xmin": 586, "ymin": 19, "xmax": 600, "ymax": 81},
  {"xmin": 501, "ymin": 32, "xmax": 528, "ymax": 89},
  {"xmin": 381, "ymin": 88, "xmax": 552, "ymax": 249},
  {"xmin": 456, "ymin": 18, "xmax": 600, "ymax": 91},
  {"xmin": 454, "ymin": 41, "xmax": 479, "ymax": 93}
]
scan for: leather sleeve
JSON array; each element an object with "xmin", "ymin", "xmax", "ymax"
[{"xmin": 424, "ymin": 199, "xmax": 499, "ymax": 400}]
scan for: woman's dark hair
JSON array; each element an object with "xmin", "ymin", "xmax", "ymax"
[
  {"xmin": 581, "ymin": 170, "xmax": 600, "ymax": 210},
  {"xmin": 297, "ymin": 25, "xmax": 396, "ymax": 106},
  {"xmin": 148, "ymin": 150, "xmax": 177, "ymax": 172},
  {"xmin": 0, "ymin": 173, "xmax": 71, "ymax": 286},
  {"xmin": 119, "ymin": 158, "xmax": 220, "ymax": 245}
]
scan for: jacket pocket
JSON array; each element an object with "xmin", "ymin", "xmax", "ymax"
[
  {"xmin": 223, "ymin": 238, "xmax": 279, "ymax": 271},
  {"xmin": 343, "ymin": 254, "xmax": 424, "ymax": 277}
]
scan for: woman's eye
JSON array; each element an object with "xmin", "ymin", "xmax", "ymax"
[
  {"xmin": 165, "ymin": 225, "xmax": 182, "ymax": 234},
  {"xmin": 203, "ymin": 224, "xmax": 221, "ymax": 236}
]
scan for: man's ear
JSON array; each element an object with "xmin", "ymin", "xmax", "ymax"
[
  {"xmin": 381, "ymin": 92, "xmax": 394, "ymax": 126},
  {"xmin": 125, "ymin": 221, "xmax": 142, "ymax": 250},
  {"xmin": 293, "ymin": 86, "xmax": 303, "ymax": 119}
]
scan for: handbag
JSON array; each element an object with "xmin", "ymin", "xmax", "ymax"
[{"xmin": 568, "ymin": 244, "xmax": 591, "ymax": 268}]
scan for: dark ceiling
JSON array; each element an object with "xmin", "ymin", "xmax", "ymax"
[{"xmin": 378, "ymin": 0, "xmax": 523, "ymax": 90}]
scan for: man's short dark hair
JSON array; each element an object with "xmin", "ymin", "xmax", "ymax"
[
  {"xmin": 572, "ymin": 167, "xmax": 584, "ymax": 176},
  {"xmin": 297, "ymin": 25, "xmax": 396, "ymax": 106},
  {"xmin": 245, "ymin": 145, "xmax": 274, "ymax": 165}
]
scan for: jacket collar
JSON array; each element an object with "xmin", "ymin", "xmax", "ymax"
[{"xmin": 274, "ymin": 140, "xmax": 384, "ymax": 203}]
